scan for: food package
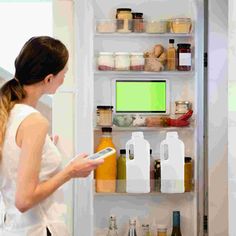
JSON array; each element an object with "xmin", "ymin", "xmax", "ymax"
[
  {"xmin": 144, "ymin": 44, "xmax": 167, "ymax": 72},
  {"xmin": 146, "ymin": 116, "xmax": 163, "ymax": 127}
]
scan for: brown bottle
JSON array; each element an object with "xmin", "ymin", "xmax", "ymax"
[{"xmin": 167, "ymin": 39, "xmax": 176, "ymax": 71}]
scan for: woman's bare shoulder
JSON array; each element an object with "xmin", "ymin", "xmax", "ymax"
[{"xmin": 19, "ymin": 112, "xmax": 49, "ymax": 133}]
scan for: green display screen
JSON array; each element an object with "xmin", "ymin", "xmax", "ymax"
[{"xmin": 116, "ymin": 80, "xmax": 166, "ymax": 113}]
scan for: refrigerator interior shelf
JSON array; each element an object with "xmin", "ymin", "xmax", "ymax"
[
  {"xmin": 94, "ymin": 191, "xmax": 195, "ymax": 196},
  {"xmin": 94, "ymin": 125, "xmax": 195, "ymax": 132},
  {"xmin": 95, "ymin": 32, "xmax": 193, "ymax": 37},
  {"xmin": 94, "ymin": 70, "xmax": 194, "ymax": 78}
]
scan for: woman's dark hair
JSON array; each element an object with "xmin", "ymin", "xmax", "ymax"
[{"xmin": 0, "ymin": 36, "xmax": 69, "ymax": 161}]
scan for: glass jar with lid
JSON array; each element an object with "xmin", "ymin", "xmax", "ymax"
[
  {"xmin": 177, "ymin": 44, "xmax": 192, "ymax": 71},
  {"xmin": 157, "ymin": 224, "xmax": 168, "ymax": 236},
  {"xmin": 171, "ymin": 17, "xmax": 192, "ymax": 33},
  {"xmin": 175, "ymin": 101, "xmax": 192, "ymax": 114},
  {"xmin": 130, "ymin": 52, "xmax": 144, "ymax": 71},
  {"xmin": 132, "ymin": 12, "xmax": 144, "ymax": 33},
  {"xmin": 96, "ymin": 106, "xmax": 113, "ymax": 126},
  {"xmin": 115, "ymin": 52, "xmax": 130, "ymax": 71},
  {"xmin": 116, "ymin": 8, "xmax": 133, "ymax": 33},
  {"xmin": 97, "ymin": 52, "xmax": 114, "ymax": 71}
]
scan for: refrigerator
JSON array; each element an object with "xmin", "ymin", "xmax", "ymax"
[{"xmin": 53, "ymin": 0, "xmax": 207, "ymax": 235}]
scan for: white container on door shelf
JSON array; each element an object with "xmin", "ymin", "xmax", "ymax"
[
  {"xmin": 160, "ymin": 132, "xmax": 185, "ymax": 193},
  {"xmin": 126, "ymin": 132, "xmax": 150, "ymax": 193}
]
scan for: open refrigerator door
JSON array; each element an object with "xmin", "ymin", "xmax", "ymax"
[{"xmin": 73, "ymin": 0, "xmax": 205, "ymax": 235}]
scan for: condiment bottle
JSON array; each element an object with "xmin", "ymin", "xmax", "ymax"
[
  {"xmin": 177, "ymin": 43, "xmax": 192, "ymax": 71},
  {"xmin": 154, "ymin": 159, "xmax": 161, "ymax": 192},
  {"xmin": 95, "ymin": 127, "xmax": 117, "ymax": 192},
  {"xmin": 116, "ymin": 8, "xmax": 133, "ymax": 33},
  {"xmin": 142, "ymin": 224, "xmax": 151, "ymax": 236},
  {"xmin": 117, "ymin": 149, "xmax": 126, "ymax": 193},
  {"xmin": 185, "ymin": 157, "xmax": 193, "ymax": 192},
  {"xmin": 132, "ymin": 12, "xmax": 144, "ymax": 33},
  {"xmin": 150, "ymin": 149, "xmax": 155, "ymax": 192},
  {"xmin": 157, "ymin": 224, "xmax": 167, "ymax": 236},
  {"xmin": 107, "ymin": 215, "xmax": 119, "ymax": 236},
  {"xmin": 128, "ymin": 219, "xmax": 137, "ymax": 236},
  {"xmin": 167, "ymin": 39, "xmax": 176, "ymax": 71},
  {"xmin": 171, "ymin": 211, "xmax": 182, "ymax": 236}
]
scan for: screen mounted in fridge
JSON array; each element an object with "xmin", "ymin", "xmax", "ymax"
[{"xmin": 112, "ymin": 79, "xmax": 170, "ymax": 115}]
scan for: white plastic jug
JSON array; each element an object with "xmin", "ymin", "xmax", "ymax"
[
  {"xmin": 160, "ymin": 132, "xmax": 185, "ymax": 193},
  {"xmin": 126, "ymin": 132, "xmax": 150, "ymax": 193}
]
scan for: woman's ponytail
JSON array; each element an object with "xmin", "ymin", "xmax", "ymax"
[{"xmin": 0, "ymin": 78, "xmax": 26, "ymax": 161}]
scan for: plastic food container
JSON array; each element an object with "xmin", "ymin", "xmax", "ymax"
[
  {"xmin": 130, "ymin": 52, "xmax": 144, "ymax": 71},
  {"xmin": 96, "ymin": 106, "xmax": 113, "ymax": 126},
  {"xmin": 97, "ymin": 52, "xmax": 114, "ymax": 71},
  {"xmin": 115, "ymin": 52, "xmax": 130, "ymax": 71},
  {"xmin": 96, "ymin": 19, "xmax": 116, "ymax": 33},
  {"xmin": 170, "ymin": 18, "xmax": 192, "ymax": 33},
  {"xmin": 146, "ymin": 20, "xmax": 168, "ymax": 33}
]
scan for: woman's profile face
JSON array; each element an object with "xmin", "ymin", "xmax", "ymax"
[{"xmin": 45, "ymin": 64, "xmax": 68, "ymax": 94}]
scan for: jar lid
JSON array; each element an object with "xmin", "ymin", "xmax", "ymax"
[
  {"xmin": 130, "ymin": 52, "xmax": 144, "ymax": 56},
  {"xmin": 157, "ymin": 224, "xmax": 167, "ymax": 230},
  {"xmin": 97, "ymin": 105, "xmax": 113, "ymax": 109},
  {"xmin": 116, "ymin": 8, "xmax": 132, "ymax": 12},
  {"xmin": 99, "ymin": 52, "xmax": 114, "ymax": 55},
  {"xmin": 102, "ymin": 127, "xmax": 112, "ymax": 132},
  {"xmin": 172, "ymin": 17, "xmax": 192, "ymax": 22},
  {"xmin": 177, "ymin": 43, "xmax": 191, "ymax": 48},
  {"xmin": 120, "ymin": 149, "xmax": 126, "ymax": 154},
  {"xmin": 175, "ymin": 101, "xmax": 191, "ymax": 105},
  {"xmin": 115, "ymin": 52, "xmax": 130, "ymax": 55},
  {"xmin": 132, "ymin": 12, "xmax": 143, "ymax": 17},
  {"xmin": 185, "ymin": 156, "xmax": 192, "ymax": 162}
]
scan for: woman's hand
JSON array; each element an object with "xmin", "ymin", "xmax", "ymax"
[
  {"xmin": 66, "ymin": 153, "xmax": 104, "ymax": 178},
  {"xmin": 50, "ymin": 135, "xmax": 59, "ymax": 145}
]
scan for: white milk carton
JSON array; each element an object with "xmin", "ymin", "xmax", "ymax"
[
  {"xmin": 126, "ymin": 132, "xmax": 150, "ymax": 193},
  {"xmin": 160, "ymin": 132, "xmax": 185, "ymax": 193}
]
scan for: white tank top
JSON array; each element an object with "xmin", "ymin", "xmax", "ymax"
[{"xmin": 0, "ymin": 104, "xmax": 70, "ymax": 236}]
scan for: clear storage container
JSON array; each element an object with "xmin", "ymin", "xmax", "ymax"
[
  {"xmin": 115, "ymin": 52, "xmax": 130, "ymax": 71},
  {"xmin": 170, "ymin": 18, "xmax": 192, "ymax": 33},
  {"xmin": 96, "ymin": 19, "xmax": 116, "ymax": 33},
  {"xmin": 145, "ymin": 20, "xmax": 168, "ymax": 33},
  {"xmin": 130, "ymin": 52, "xmax": 144, "ymax": 71},
  {"xmin": 97, "ymin": 52, "xmax": 114, "ymax": 71}
]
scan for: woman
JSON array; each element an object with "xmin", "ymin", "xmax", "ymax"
[{"xmin": 0, "ymin": 36, "xmax": 103, "ymax": 236}]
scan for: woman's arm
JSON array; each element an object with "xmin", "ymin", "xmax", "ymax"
[{"xmin": 15, "ymin": 113, "xmax": 102, "ymax": 213}]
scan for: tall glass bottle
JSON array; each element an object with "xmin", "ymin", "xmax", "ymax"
[
  {"xmin": 107, "ymin": 215, "xmax": 119, "ymax": 236},
  {"xmin": 95, "ymin": 127, "xmax": 117, "ymax": 192},
  {"xmin": 117, "ymin": 149, "xmax": 126, "ymax": 193},
  {"xmin": 128, "ymin": 219, "xmax": 137, "ymax": 236},
  {"xmin": 171, "ymin": 211, "xmax": 182, "ymax": 236},
  {"xmin": 167, "ymin": 39, "xmax": 176, "ymax": 71}
]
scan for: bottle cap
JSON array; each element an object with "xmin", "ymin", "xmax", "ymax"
[
  {"xmin": 97, "ymin": 105, "xmax": 113, "ymax": 110},
  {"xmin": 169, "ymin": 39, "xmax": 174, "ymax": 44},
  {"xmin": 132, "ymin": 132, "xmax": 144, "ymax": 139},
  {"xmin": 120, "ymin": 149, "xmax": 126, "ymax": 154},
  {"xmin": 166, "ymin": 131, "xmax": 178, "ymax": 138},
  {"xmin": 102, "ymin": 127, "xmax": 112, "ymax": 133}
]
